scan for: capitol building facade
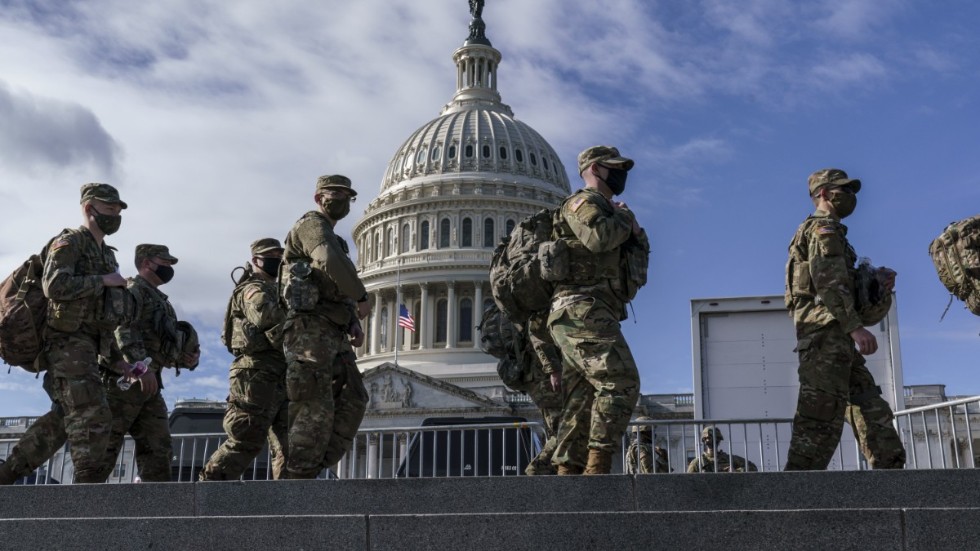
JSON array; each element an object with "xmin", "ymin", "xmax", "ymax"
[{"xmin": 349, "ymin": 9, "xmax": 571, "ymax": 427}]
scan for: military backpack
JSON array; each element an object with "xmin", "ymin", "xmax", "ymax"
[
  {"xmin": 477, "ymin": 302, "xmax": 527, "ymax": 389},
  {"xmin": 489, "ymin": 209, "xmax": 558, "ymax": 324},
  {"xmin": 929, "ymin": 215, "xmax": 980, "ymax": 316},
  {"xmin": 0, "ymin": 254, "xmax": 47, "ymax": 371}
]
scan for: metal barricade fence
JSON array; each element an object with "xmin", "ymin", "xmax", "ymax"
[{"xmin": 894, "ymin": 396, "xmax": 980, "ymax": 469}]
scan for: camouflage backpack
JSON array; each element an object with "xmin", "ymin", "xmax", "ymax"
[
  {"xmin": 477, "ymin": 302, "xmax": 525, "ymax": 389},
  {"xmin": 929, "ymin": 215, "xmax": 980, "ymax": 316},
  {"xmin": 489, "ymin": 209, "xmax": 557, "ymax": 324},
  {"xmin": 0, "ymin": 232, "xmax": 68, "ymax": 371}
]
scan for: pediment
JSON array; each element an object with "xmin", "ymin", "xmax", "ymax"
[{"xmin": 361, "ymin": 362, "xmax": 503, "ymax": 412}]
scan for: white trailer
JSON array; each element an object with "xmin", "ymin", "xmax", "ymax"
[{"xmin": 691, "ymin": 295, "xmax": 904, "ymax": 471}]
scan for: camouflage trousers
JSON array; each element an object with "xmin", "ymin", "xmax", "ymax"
[
  {"xmin": 549, "ymin": 298, "xmax": 640, "ymax": 468},
  {"xmin": 282, "ymin": 315, "xmax": 367, "ymax": 478},
  {"xmin": 90, "ymin": 374, "xmax": 172, "ymax": 483},
  {"xmin": 524, "ymin": 378, "xmax": 562, "ymax": 476},
  {"xmin": 200, "ymin": 354, "xmax": 288, "ymax": 481},
  {"xmin": 0, "ymin": 372, "xmax": 68, "ymax": 483},
  {"xmin": 785, "ymin": 327, "xmax": 906, "ymax": 470},
  {"xmin": 43, "ymin": 330, "xmax": 112, "ymax": 483}
]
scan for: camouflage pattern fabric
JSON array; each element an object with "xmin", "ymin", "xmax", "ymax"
[
  {"xmin": 784, "ymin": 209, "xmax": 905, "ymax": 470},
  {"xmin": 114, "ymin": 275, "xmax": 181, "ymax": 375},
  {"xmin": 625, "ymin": 441, "xmax": 671, "ymax": 474},
  {"xmin": 200, "ymin": 353, "xmax": 288, "ymax": 481},
  {"xmin": 40, "ymin": 226, "xmax": 120, "ymax": 483},
  {"xmin": 687, "ymin": 449, "xmax": 757, "ymax": 473},
  {"xmin": 549, "ymin": 298, "xmax": 639, "ymax": 467},
  {"xmin": 548, "ymin": 188, "xmax": 640, "ymax": 469},
  {"xmin": 92, "ymin": 382, "xmax": 172, "ymax": 482},
  {"xmin": 319, "ymin": 346, "xmax": 368, "ymax": 471},
  {"xmin": 522, "ymin": 311, "xmax": 562, "ymax": 475},
  {"xmin": 0, "ymin": 372, "xmax": 68, "ymax": 483},
  {"xmin": 202, "ymin": 272, "xmax": 289, "ymax": 481}
]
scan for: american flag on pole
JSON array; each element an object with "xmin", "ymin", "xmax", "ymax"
[{"xmin": 398, "ymin": 304, "xmax": 415, "ymax": 332}]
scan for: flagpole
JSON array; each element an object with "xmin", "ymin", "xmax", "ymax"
[{"xmin": 395, "ymin": 260, "xmax": 400, "ymax": 367}]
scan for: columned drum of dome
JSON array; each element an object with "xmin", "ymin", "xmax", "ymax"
[{"xmin": 351, "ymin": 3, "xmax": 569, "ymax": 396}]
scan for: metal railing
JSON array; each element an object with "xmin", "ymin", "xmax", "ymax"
[{"xmin": 894, "ymin": 395, "xmax": 980, "ymax": 469}]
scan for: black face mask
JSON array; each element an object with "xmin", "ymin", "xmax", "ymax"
[
  {"xmin": 153, "ymin": 264, "xmax": 175, "ymax": 284},
  {"xmin": 89, "ymin": 207, "xmax": 122, "ymax": 235},
  {"xmin": 320, "ymin": 196, "xmax": 351, "ymax": 221},
  {"xmin": 600, "ymin": 167, "xmax": 629, "ymax": 195},
  {"xmin": 259, "ymin": 257, "xmax": 282, "ymax": 277}
]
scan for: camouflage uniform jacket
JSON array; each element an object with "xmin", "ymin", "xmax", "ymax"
[
  {"xmin": 626, "ymin": 441, "xmax": 671, "ymax": 474},
  {"xmin": 42, "ymin": 226, "xmax": 119, "ymax": 338},
  {"xmin": 229, "ymin": 271, "xmax": 285, "ymax": 359},
  {"xmin": 785, "ymin": 209, "xmax": 862, "ymax": 336},
  {"xmin": 283, "ymin": 211, "xmax": 365, "ymax": 327},
  {"xmin": 687, "ymin": 449, "xmax": 757, "ymax": 473},
  {"xmin": 114, "ymin": 275, "xmax": 180, "ymax": 374},
  {"xmin": 552, "ymin": 188, "xmax": 637, "ymax": 315}
]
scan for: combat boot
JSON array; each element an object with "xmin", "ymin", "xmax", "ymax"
[
  {"xmin": 583, "ymin": 449, "xmax": 613, "ymax": 475},
  {"xmin": 556, "ymin": 463, "xmax": 584, "ymax": 476},
  {"xmin": 0, "ymin": 459, "xmax": 19, "ymax": 485}
]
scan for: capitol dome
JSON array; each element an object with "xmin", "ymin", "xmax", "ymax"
[{"xmin": 351, "ymin": 6, "xmax": 569, "ymax": 395}]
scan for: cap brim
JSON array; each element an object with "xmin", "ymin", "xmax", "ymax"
[
  {"xmin": 253, "ymin": 247, "xmax": 284, "ymax": 256},
  {"xmin": 840, "ymin": 178, "xmax": 861, "ymax": 193},
  {"xmin": 601, "ymin": 157, "xmax": 635, "ymax": 171},
  {"xmin": 318, "ymin": 185, "xmax": 358, "ymax": 197}
]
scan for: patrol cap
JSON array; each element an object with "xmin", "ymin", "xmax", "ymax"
[
  {"xmin": 577, "ymin": 145, "xmax": 634, "ymax": 175},
  {"xmin": 315, "ymin": 174, "xmax": 357, "ymax": 197},
  {"xmin": 135, "ymin": 244, "xmax": 178, "ymax": 264},
  {"xmin": 80, "ymin": 183, "xmax": 128, "ymax": 209},
  {"xmin": 808, "ymin": 168, "xmax": 861, "ymax": 196},
  {"xmin": 632, "ymin": 416, "xmax": 654, "ymax": 439},
  {"xmin": 250, "ymin": 237, "xmax": 283, "ymax": 257}
]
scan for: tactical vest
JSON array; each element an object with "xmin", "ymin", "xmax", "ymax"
[
  {"xmin": 222, "ymin": 276, "xmax": 279, "ymax": 357},
  {"xmin": 282, "ymin": 212, "xmax": 353, "ymax": 327},
  {"xmin": 784, "ymin": 216, "xmax": 857, "ymax": 309},
  {"xmin": 552, "ymin": 193, "xmax": 620, "ymax": 287},
  {"xmin": 45, "ymin": 228, "xmax": 121, "ymax": 333},
  {"xmin": 133, "ymin": 280, "xmax": 181, "ymax": 367}
]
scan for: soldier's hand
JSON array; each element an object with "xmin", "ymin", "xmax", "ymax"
[
  {"xmin": 549, "ymin": 372, "xmax": 561, "ymax": 393},
  {"xmin": 849, "ymin": 327, "xmax": 878, "ymax": 355},
  {"xmin": 181, "ymin": 350, "xmax": 200, "ymax": 368},
  {"xmin": 102, "ymin": 272, "xmax": 127, "ymax": 288},
  {"xmin": 356, "ymin": 300, "xmax": 371, "ymax": 320},
  {"xmin": 137, "ymin": 371, "xmax": 158, "ymax": 396},
  {"xmin": 349, "ymin": 323, "xmax": 365, "ymax": 347}
]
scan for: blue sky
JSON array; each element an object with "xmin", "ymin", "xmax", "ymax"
[{"xmin": 1, "ymin": 0, "xmax": 978, "ymax": 417}]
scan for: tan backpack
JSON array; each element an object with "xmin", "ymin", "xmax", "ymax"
[{"xmin": 929, "ymin": 215, "xmax": 980, "ymax": 316}]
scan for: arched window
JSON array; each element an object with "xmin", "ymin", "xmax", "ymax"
[
  {"xmin": 363, "ymin": 307, "xmax": 372, "ymax": 353},
  {"xmin": 464, "ymin": 144, "xmax": 474, "ymax": 158},
  {"xmin": 420, "ymin": 221, "xmax": 430, "ymax": 250},
  {"xmin": 401, "ymin": 224, "xmax": 410, "ymax": 253},
  {"xmin": 499, "ymin": 147, "xmax": 508, "ymax": 160},
  {"xmin": 482, "ymin": 144, "xmax": 491, "ymax": 158},
  {"xmin": 483, "ymin": 218, "xmax": 495, "ymax": 248},
  {"xmin": 515, "ymin": 149, "xmax": 524, "ymax": 163},
  {"xmin": 461, "ymin": 218, "xmax": 473, "ymax": 247},
  {"xmin": 385, "ymin": 227, "xmax": 394, "ymax": 257},
  {"xmin": 435, "ymin": 299, "xmax": 448, "ymax": 344},
  {"xmin": 374, "ymin": 234, "xmax": 381, "ymax": 261},
  {"xmin": 412, "ymin": 302, "xmax": 421, "ymax": 347},
  {"xmin": 416, "ymin": 149, "xmax": 425, "ymax": 164},
  {"xmin": 543, "ymin": 157, "xmax": 549, "ymax": 170},
  {"xmin": 505, "ymin": 219, "xmax": 515, "ymax": 236},
  {"xmin": 530, "ymin": 152, "xmax": 538, "ymax": 166},
  {"xmin": 431, "ymin": 146, "xmax": 441, "ymax": 161},
  {"xmin": 448, "ymin": 145, "xmax": 457, "ymax": 159},
  {"xmin": 440, "ymin": 218, "xmax": 451, "ymax": 248},
  {"xmin": 458, "ymin": 298, "xmax": 473, "ymax": 343},
  {"xmin": 380, "ymin": 307, "xmax": 389, "ymax": 350}
]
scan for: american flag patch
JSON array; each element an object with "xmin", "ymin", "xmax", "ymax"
[
  {"xmin": 570, "ymin": 196, "xmax": 587, "ymax": 212},
  {"xmin": 244, "ymin": 287, "xmax": 260, "ymax": 300},
  {"xmin": 50, "ymin": 238, "xmax": 70, "ymax": 251},
  {"xmin": 816, "ymin": 226, "xmax": 836, "ymax": 235}
]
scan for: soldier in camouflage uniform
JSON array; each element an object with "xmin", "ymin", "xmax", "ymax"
[
  {"xmin": 0, "ymin": 184, "xmax": 130, "ymax": 484},
  {"xmin": 784, "ymin": 168, "xmax": 905, "ymax": 470},
  {"xmin": 201, "ymin": 238, "xmax": 289, "ymax": 481},
  {"xmin": 281, "ymin": 175, "xmax": 371, "ymax": 479},
  {"xmin": 687, "ymin": 426, "xmax": 757, "ymax": 473},
  {"xmin": 91, "ymin": 244, "xmax": 200, "ymax": 482},
  {"xmin": 549, "ymin": 146, "xmax": 647, "ymax": 475},
  {"xmin": 626, "ymin": 416, "xmax": 671, "ymax": 474}
]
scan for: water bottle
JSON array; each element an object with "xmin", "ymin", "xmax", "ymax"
[{"xmin": 117, "ymin": 358, "xmax": 152, "ymax": 391}]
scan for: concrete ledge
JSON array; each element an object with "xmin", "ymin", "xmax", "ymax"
[
  {"xmin": 369, "ymin": 510, "xmax": 904, "ymax": 551},
  {"xmin": 195, "ymin": 475, "xmax": 636, "ymax": 516},
  {"xmin": 904, "ymin": 508, "xmax": 980, "ymax": 549},
  {"xmin": 0, "ymin": 515, "xmax": 366, "ymax": 551},
  {"xmin": 635, "ymin": 470, "xmax": 980, "ymax": 511},
  {"xmin": 0, "ymin": 482, "xmax": 194, "ymax": 519}
]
